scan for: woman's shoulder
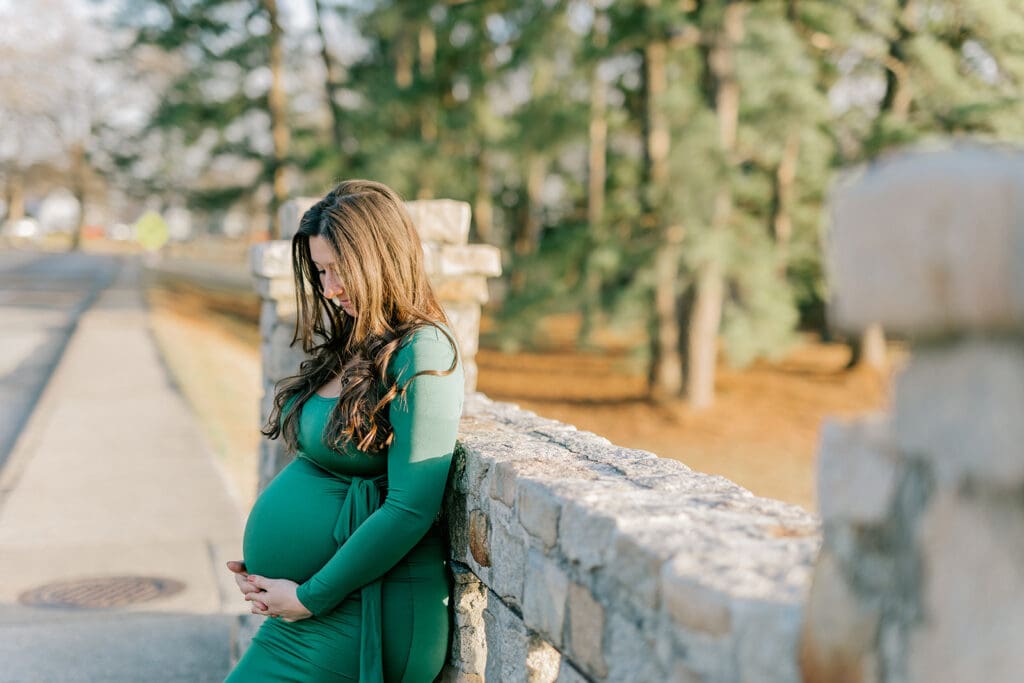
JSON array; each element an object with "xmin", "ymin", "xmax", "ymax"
[{"xmin": 391, "ymin": 322, "xmax": 461, "ymax": 381}]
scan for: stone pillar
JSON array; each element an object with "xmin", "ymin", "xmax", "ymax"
[
  {"xmin": 801, "ymin": 143, "xmax": 1024, "ymax": 683},
  {"xmin": 235, "ymin": 198, "xmax": 500, "ymax": 665}
]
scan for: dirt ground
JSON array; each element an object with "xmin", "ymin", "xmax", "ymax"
[
  {"xmin": 477, "ymin": 314, "xmax": 906, "ymax": 512},
  {"xmin": 144, "ymin": 278, "xmax": 905, "ymax": 514}
]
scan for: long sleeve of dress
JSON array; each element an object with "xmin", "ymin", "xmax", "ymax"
[{"xmin": 295, "ymin": 327, "xmax": 464, "ymax": 616}]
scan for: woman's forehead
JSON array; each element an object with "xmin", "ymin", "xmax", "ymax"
[{"xmin": 308, "ymin": 235, "xmax": 337, "ymax": 263}]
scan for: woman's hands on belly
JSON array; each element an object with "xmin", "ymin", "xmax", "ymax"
[
  {"xmin": 244, "ymin": 574, "xmax": 314, "ymax": 622},
  {"xmin": 226, "ymin": 560, "xmax": 267, "ymax": 610},
  {"xmin": 226, "ymin": 560, "xmax": 313, "ymax": 622}
]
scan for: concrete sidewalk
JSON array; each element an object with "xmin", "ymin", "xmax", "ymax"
[{"xmin": 0, "ymin": 256, "xmax": 248, "ymax": 683}]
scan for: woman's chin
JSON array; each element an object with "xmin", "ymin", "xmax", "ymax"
[{"xmin": 331, "ymin": 298, "xmax": 356, "ymax": 317}]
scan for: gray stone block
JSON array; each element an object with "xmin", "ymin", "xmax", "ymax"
[
  {"xmin": 732, "ymin": 599, "xmax": 803, "ymax": 683},
  {"xmin": 253, "ymin": 274, "xmax": 296, "ymax": 302},
  {"xmin": 798, "ymin": 549, "xmax": 880, "ymax": 683},
  {"xmin": 817, "ymin": 414, "xmax": 898, "ymax": 524},
  {"xmin": 258, "ymin": 300, "xmax": 277, "ymax": 340},
  {"xmin": 406, "ymin": 199, "xmax": 472, "ymax": 245},
  {"xmin": 484, "ymin": 591, "xmax": 530, "ymax": 683},
  {"xmin": 445, "ymin": 302, "xmax": 482, "ymax": 358},
  {"xmin": 435, "ymin": 276, "xmax": 491, "ymax": 304},
  {"xmin": 517, "ymin": 480, "xmax": 562, "ymax": 549},
  {"xmin": 908, "ymin": 489, "xmax": 1024, "ymax": 682},
  {"xmin": 489, "ymin": 521, "xmax": 528, "ymax": 608},
  {"xmin": 490, "ymin": 460, "xmax": 520, "ymax": 506},
  {"xmin": 440, "ymin": 244, "xmax": 503, "ymax": 277},
  {"xmin": 555, "ymin": 659, "xmax": 591, "ymax": 683},
  {"xmin": 523, "ymin": 550, "xmax": 569, "ymax": 647},
  {"xmin": 422, "ymin": 242, "xmax": 440, "ymax": 274},
  {"xmin": 558, "ymin": 498, "xmax": 617, "ymax": 571},
  {"xmin": 451, "ymin": 567, "xmax": 488, "ymax": 676},
  {"xmin": 893, "ymin": 340, "xmax": 1024, "ymax": 487},
  {"xmin": 827, "ymin": 143, "xmax": 1024, "ymax": 336},
  {"xmin": 250, "ymin": 240, "xmax": 293, "ymax": 279},
  {"xmin": 661, "ymin": 574, "xmax": 732, "ymax": 637},
  {"xmin": 263, "ymin": 327, "xmax": 306, "ymax": 382},
  {"xmin": 605, "ymin": 610, "xmax": 665, "ymax": 683},
  {"xmin": 566, "ymin": 581, "xmax": 607, "ymax": 679},
  {"xmin": 278, "ymin": 197, "xmax": 319, "ymax": 240},
  {"xmin": 526, "ymin": 635, "xmax": 562, "ymax": 683}
]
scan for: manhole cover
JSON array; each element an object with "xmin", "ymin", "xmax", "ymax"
[{"xmin": 18, "ymin": 576, "xmax": 186, "ymax": 608}]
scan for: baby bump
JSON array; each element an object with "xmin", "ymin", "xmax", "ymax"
[{"xmin": 242, "ymin": 456, "xmax": 349, "ymax": 582}]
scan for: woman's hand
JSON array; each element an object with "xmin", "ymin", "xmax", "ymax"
[
  {"xmin": 225, "ymin": 560, "xmax": 268, "ymax": 611},
  {"xmin": 245, "ymin": 575, "xmax": 313, "ymax": 623}
]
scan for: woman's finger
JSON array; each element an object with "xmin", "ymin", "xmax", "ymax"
[
  {"xmin": 226, "ymin": 560, "xmax": 247, "ymax": 574},
  {"xmin": 234, "ymin": 574, "xmax": 257, "ymax": 596},
  {"xmin": 243, "ymin": 593, "xmax": 269, "ymax": 610},
  {"xmin": 247, "ymin": 597, "xmax": 270, "ymax": 611},
  {"xmin": 247, "ymin": 575, "xmax": 271, "ymax": 591}
]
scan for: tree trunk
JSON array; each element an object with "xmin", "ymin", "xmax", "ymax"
[
  {"xmin": 6, "ymin": 171, "xmax": 25, "ymax": 222},
  {"xmin": 395, "ymin": 33, "xmax": 413, "ymax": 89},
  {"xmin": 687, "ymin": 255, "xmax": 724, "ymax": 408},
  {"xmin": 652, "ymin": 225, "xmax": 685, "ymax": 397},
  {"xmin": 508, "ymin": 156, "xmax": 546, "ymax": 295},
  {"xmin": 846, "ymin": 322, "xmax": 888, "ymax": 371},
  {"xmin": 580, "ymin": 23, "xmax": 609, "ymax": 346},
  {"xmin": 642, "ymin": 24, "xmax": 683, "ymax": 400},
  {"xmin": 682, "ymin": 1, "xmax": 745, "ymax": 409},
  {"xmin": 847, "ymin": 0, "xmax": 918, "ymax": 369},
  {"xmin": 417, "ymin": 22, "xmax": 437, "ymax": 200},
  {"xmin": 642, "ymin": 41, "xmax": 669, "ymax": 191},
  {"xmin": 313, "ymin": 0, "xmax": 345, "ymax": 150},
  {"xmin": 516, "ymin": 155, "xmax": 546, "ymax": 257},
  {"xmin": 771, "ymin": 130, "xmax": 800, "ymax": 246},
  {"xmin": 881, "ymin": 0, "xmax": 917, "ymax": 122},
  {"xmin": 264, "ymin": 0, "xmax": 290, "ymax": 240},
  {"xmin": 474, "ymin": 148, "xmax": 493, "ymax": 243},
  {"xmin": 69, "ymin": 142, "xmax": 86, "ymax": 251}
]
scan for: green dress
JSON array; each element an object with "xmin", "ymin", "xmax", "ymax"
[{"xmin": 226, "ymin": 325, "xmax": 464, "ymax": 683}]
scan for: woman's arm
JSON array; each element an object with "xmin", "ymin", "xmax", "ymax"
[{"xmin": 294, "ymin": 327, "xmax": 464, "ymax": 616}]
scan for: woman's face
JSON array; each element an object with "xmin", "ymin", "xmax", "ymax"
[{"xmin": 309, "ymin": 235, "xmax": 356, "ymax": 317}]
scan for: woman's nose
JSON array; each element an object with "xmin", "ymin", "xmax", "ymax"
[{"xmin": 323, "ymin": 273, "xmax": 344, "ymax": 297}]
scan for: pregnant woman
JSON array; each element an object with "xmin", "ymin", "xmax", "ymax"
[{"xmin": 224, "ymin": 179, "xmax": 464, "ymax": 682}]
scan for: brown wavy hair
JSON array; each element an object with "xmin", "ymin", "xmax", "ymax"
[{"xmin": 261, "ymin": 179, "xmax": 458, "ymax": 455}]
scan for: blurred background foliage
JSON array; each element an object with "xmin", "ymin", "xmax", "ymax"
[{"xmin": 3, "ymin": 0, "xmax": 1024, "ymax": 408}]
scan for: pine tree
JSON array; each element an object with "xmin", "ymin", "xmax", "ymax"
[{"xmin": 110, "ymin": 0, "xmax": 292, "ymax": 236}]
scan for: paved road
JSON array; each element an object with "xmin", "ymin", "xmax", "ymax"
[
  {"xmin": 0, "ymin": 249, "xmax": 118, "ymax": 472},
  {"xmin": 0, "ymin": 248, "xmax": 247, "ymax": 682}
]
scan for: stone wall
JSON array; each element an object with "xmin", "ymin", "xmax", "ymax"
[
  {"xmin": 800, "ymin": 143, "xmax": 1024, "ymax": 683},
  {"xmin": 441, "ymin": 395, "xmax": 818, "ymax": 682}
]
